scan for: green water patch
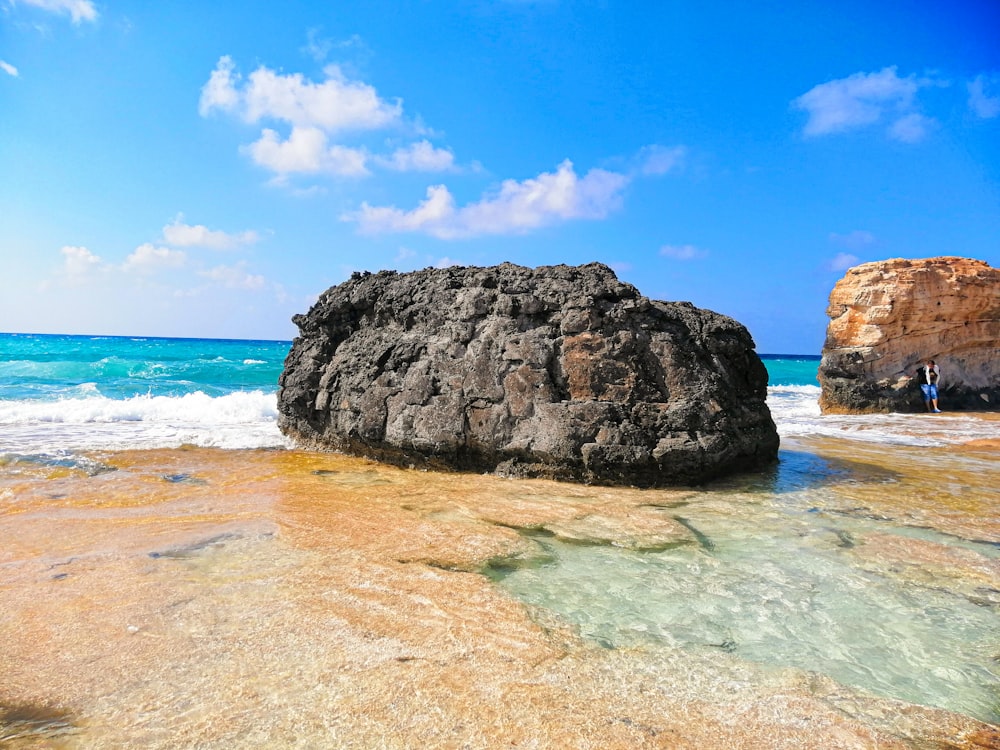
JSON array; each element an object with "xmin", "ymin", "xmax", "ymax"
[
  {"xmin": 671, "ymin": 516, "xmax": 715, "ymax": 552},
  {"xmin": 482, "ymin": 550, "xmax": 556, "ymax": 577},
  {"xmin": 488, "ymin": 491, "xmax": 1000, "ymax": 725},
  {"xmin": 484, "ymin": 518, "xmax": 694, "ymax": 554}
]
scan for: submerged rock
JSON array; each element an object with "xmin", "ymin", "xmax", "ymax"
[
  {"xmin": 278, "ymin": 262, "xmax": 778, "ymax": 486},
  {"xmin": 819, "ymin": 257, "xmax": 1000, "ymax": 413}
]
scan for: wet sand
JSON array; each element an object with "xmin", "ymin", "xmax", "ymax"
[{"xmin": 1, "ymin": 441, "xmax": 998, "ymax": 748}]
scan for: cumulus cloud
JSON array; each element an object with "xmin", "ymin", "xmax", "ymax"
[
  {"xmin": 199, "ymin": 262, "xmax": 265, "ymax": 290},
  {"xmin": 199, "ymin": 56, "xmax": 402, "ymax": 133},
  {"xmin": 829, "ymin": 230, "xmax": 875, "ymax": 249},
  {"xmin": 18, "ymin": 0, "xmax": 97, "ymax": 23},
  {"xmin": 162, "ymin": 216, "xmax": 259, "ymax": 249},
  {"xmin": 659, "ymin": 244, "xmax": 707, "ymax": 260},
  {"xmin": 122, "ymin": 244, "xmax": 187, "ymax": 274},
  {"xmin": 375, "ymin": 140, "xmax": 456, "ymax": 172},
  {"xmin": 200, "ymin": 56, "xmax": 414, "ymax": 179},
  {"xmin": 199, "ymin": 56, "xmax": 242, "ymax": 116},
  {"xmin": 793, "ymin": 67, "xmax": 935, "ymax": 142},
  {"xmin": 60, "ymin": 245, "xmax": 102, "ymax": 275},
  {"xmin": 344, "ymin": 159, "xmax": 629, "ymax": 239},
  {"xmin": 828, "ymin": 252, "xmax": 860, "ymax": 272},
  {"xmin": 0, "ymin": 60, "xmax": 19, "ymax": 77},
  {"xmin": 245, "ymin": 127, "xmax": 370, "ymax": 177},
  {"xmin": 968, "ymin": 74, "xmax": 1000, "ymax": 119}
]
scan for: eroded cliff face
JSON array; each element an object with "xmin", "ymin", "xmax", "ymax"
[
  {"xmin": 819, "ymin": 257, "xmax": 1000, "ymax": 413},
  {"xmin": 278, "ymin": 262, "xmax": 778, "ymax": 486}
]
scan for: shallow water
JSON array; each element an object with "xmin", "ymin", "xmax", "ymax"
[
  {"xmin": 488, "ymin": 439, "xmax": 1000, "ymax": 723},
  {"xmin": 1, "ymin": 431, "xmax": 998, "ymax": 748}
]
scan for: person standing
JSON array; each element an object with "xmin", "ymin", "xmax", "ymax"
[{"xmin": 916, "ymin": 359, "xmax": 941, "ymax": 413}]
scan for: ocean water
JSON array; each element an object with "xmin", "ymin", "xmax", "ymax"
[
  {"xmin": 1, "ymin": 335, "xmax": 994, "ymax": 453},
  {"xmin": 2, "ymin": 333, "xmax": 998, "ymax": 745},
  {"xmin": 0, "ymin": 332, "xmax": 291, "ymax": 453}
]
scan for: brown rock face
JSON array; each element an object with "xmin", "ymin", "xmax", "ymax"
[{"xmin": 819, "ymin": 257, "xmax": 1000, "ymax": 413}]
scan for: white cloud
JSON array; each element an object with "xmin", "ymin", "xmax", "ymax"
[
  {"xmin": 0, "ymin": 60, "xmax": 19, "ymax": 77},
  {"xmin": 659, "ymin": 244, "xmax": 707, "ymax": 261},
  {"xmin": 344, "ymin": 160, "xmax": 629, "ymax": 239},
  {"xmin": 636, "ymin": 144, "xmax": 686, "ymax": 176},
  {"xmin": 968, "ymin": 74, "xmax": 1000, "ymax": 119},
  {"xmin": 199, "ymin": 262, "xmax": 266, "ymax": 290},
  {"xmin": 199, "ymin": 55, "xmax": 241, "ymax": 116},
  {"xmin": 201, "ymin": 56, "xmax": 412, "ymax": 181},
  {"xmin": 245, "ymin": 127, "xmax": 370, "ymax": 177},
  {"xmin": 829, "ymin": 252, "xmax": 860, "ymax": 271},
  {"xmin": 122, "ymin": 244, "xmax": 187, "ymax": 274},
  {"xmin": 829, "ymin": 230, "xmax": 875, "ymax": 249},
  {"xmin": 376, "ymin": 140, "xmax": 456, "ymax": 172},
  {"xmin": 18, "ymin": 0, "xmax": 97, "ymax": 23},
  {"xmin": 302, "ymin": 28, "xmax": 333, "ymax": 63},
  {"xmin": 793, "ymin": 67, "xmax": 935, "ymax": 141},
  {"xmin": 162, "ymin": 216, "xmax": 259, "ymax": 249},
  {"xmin": 60, "ymin": 245, "xmax": 102, "ymax": 275},
  {"xmin": 889, "ymin": 112, "xmax": 934, "ymax": 143},
  {"xmin": 301, "ymin": 31, "xmax": 368, "ymax": 66},
  {"xmin": 200, "ymin": 57, "xmax": 402, "ymax": 133}
]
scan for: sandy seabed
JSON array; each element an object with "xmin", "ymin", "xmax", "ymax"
[{"xmin": 1, "ymin": 434, "xmax": 998, "ymax": 749}]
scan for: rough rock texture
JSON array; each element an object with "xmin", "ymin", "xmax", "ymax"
[
  {"xmin": 819, "ymin": 257, "xmax": 1000, "ymax": 413},
  {"xmin": 278, "ymin": 262, "xmax": 778, "ymax": 486}
]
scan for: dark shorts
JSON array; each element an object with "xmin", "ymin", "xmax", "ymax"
[{"xmin": 921, "ymin": 383, "xmax": 938, "ymax": 400}]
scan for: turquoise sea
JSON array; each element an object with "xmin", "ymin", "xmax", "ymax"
[
  {"xmin": 0, "ymin": 332, "xmax": 827, "ymax": 453},
  {"xmin": 4, "ymin": 331, "xmax": 996, "ymax": 453}
]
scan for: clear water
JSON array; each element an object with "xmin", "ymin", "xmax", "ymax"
[
  {"xmin": 2, "ymin": 334, "xmax": 998, "ymax": 731},
  {"xmin": 484, "ymin": 441, "xmax": 1000, "ymax": 724}
]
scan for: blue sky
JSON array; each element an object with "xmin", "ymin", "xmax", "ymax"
[{"xmin": 1, "ymin": 0, "xmax": 998, "ymax": 353}]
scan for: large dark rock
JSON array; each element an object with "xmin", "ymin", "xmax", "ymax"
[{"xmin": 278, "ymin": 263, "xmax": 778, "ymax": 487}]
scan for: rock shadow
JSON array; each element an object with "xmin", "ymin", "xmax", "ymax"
[
  {"xmin": 706, "ymin": 449, "xmax": 900, "ymax": 495},
  {"xmin": 0, "ymin": 702, "xmax": 77, "ymax": 745}
]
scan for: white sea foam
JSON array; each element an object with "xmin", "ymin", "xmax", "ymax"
[
  {"xmin": 0, "ymin": 390, "xmax": 291, "ymax": 453},
  {"xmin": 1, "ymin": 383, "xmax": 995, "ymax": 456},
  {"xmin": 767, "ymin": 384, "xmax": 1000, "ymax": 446}
]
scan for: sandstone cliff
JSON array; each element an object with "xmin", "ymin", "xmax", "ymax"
[
  {"xmin": 819, "ymin": 257, "xmax": 1000, "ymax": 413},
  {"xmin": 278, "ymin": 263, "xmax": 778, "ymax": 486}
]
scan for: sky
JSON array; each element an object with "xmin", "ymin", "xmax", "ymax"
[{"xmin": 1, "ymin": 0, "xmax": 998, "ymax": 353}]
